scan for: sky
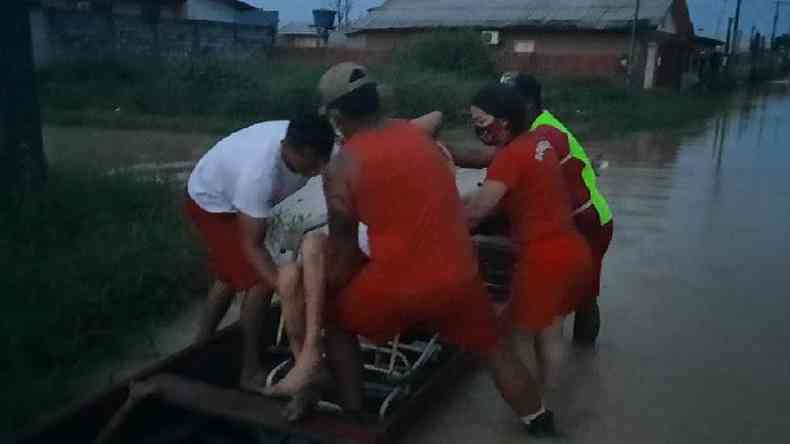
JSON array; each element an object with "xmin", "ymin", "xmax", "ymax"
[{"xmin": 247, "ymin": 1, "xmax": 790, "ymax": 42}]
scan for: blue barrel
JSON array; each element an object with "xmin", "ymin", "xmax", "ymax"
[{"xmin": 312, "ymin": 9, "xmax": 337, "ymax": 30}]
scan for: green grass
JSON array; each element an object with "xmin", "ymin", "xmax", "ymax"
[
  {"xmin": 37, "ymin": 57, "xmax": 729, "ymax": 139},
  {"xmin": 540, "ymin": 78, "xmax": 731, "ymax": 139},
  {"xmin": 0, "ymin": 169, "xmax": 204, "ymax": 434}
]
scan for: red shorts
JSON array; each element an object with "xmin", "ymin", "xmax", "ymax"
[
  {"xmin": 574, "ymin": 208, "xmax": 614, "ymax": 304},
  {"xmin": 332, "ymin": 263, "xmax": 498, "ymax": 354},
  {"xmin": 511, "ymin": 234, "xmax": 593, "ymax": 331},
  {"xmin": 184, "ymin": 196, "xmax": 260, "ymax": 291}
]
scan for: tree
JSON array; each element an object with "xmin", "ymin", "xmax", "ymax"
[
  {"xmin": 330, "ymin": 0, "xmax": 354, "ymax": 29},
  {"xmin": 774, "ymin": 33, "xmax": 790, "ymax": 50},
  {"xmin": 1, "ymin": 0, "xmax": 47, "ymax": 195}
]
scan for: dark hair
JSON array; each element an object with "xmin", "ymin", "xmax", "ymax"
[
  {"xmin": 472, "ymin": 83, "xmax": 528, "ymax": 136},
  {"xmin": 509, "ymin": 74, "xmax": 543, "ymax": 111},
  {"xmin": 329, "ymin": 82, "xmax": 381, "ymax": 119},
  {"xmin": 285, "ymin": 115, "xmax": 335, "ymax": 162}
]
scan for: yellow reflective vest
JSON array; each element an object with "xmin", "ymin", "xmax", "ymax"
[{"xmin": 530, "ymin": 110, "xmax": 613, "ymax": 225}]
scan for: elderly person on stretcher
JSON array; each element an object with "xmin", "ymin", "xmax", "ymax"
[
  {"xmin": 264, "ymin": 63, "xmax": 544, "ymax": 429},
  {"xmin": 263, "ymin": 83, "xmax": 456, "ymax": 408}
]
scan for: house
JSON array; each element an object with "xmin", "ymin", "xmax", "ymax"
[
  {"xmin": 278, "ymin": 22, "xmax": 324, "ymax": 48},
  {"xmin": 40, "ymin": 0, "xmax": 264, "ymax": 24},
  {"xmin": 29, "ymin": 1, "xmax": 278, "ymax": 66},
  {"xmin": 349, "ymin": 0, "xmax": 702, "ymax": 89},
  {"xmin": 277, "ymin": 22, "xmax": 363, "ymax": 49}
]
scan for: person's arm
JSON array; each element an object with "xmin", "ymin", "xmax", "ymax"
[
  {"xmin": 444, "ymin": 143, "xmax": 497, "ymax": 169},
  {"xmin": 323, "ymin": 150, "xmax": 365, "ymax": 293},
  {"xmin": 237, "ymin": 214, "xmax": 279, "ymax": 287},
  {"xmin": 410, "ymin": 111, "xmax": 444, "ymax": 137},
  {"xmin": 465, "ymin": 181, "xmax": 508, "ymax": 231}
]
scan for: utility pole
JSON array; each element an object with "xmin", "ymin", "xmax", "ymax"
[
  {"xmin": 627, "ymin": 0, "xmax": 641, "ymax": 88},
  {"xmin": 1, "ymin": 0, "xmax": 48, "ymax": 194},
  {"xmin": 732, "ymin": 0, "xmax": 743, "ymax": 55},
  {"xmin": 771, "ymin": 1, "xmax": 790, "ymax": 50},
  {"xmin": 725, "ymin": 17, "xmax": 734, "ymax": 54}
]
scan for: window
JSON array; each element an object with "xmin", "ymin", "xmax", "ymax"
[{"xmin": 514, "ymin": 40, "xmax": 536, "ymax": 53}]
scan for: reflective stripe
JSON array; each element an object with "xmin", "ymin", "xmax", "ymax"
[
  {"xmin": 531, "ymin": 111, "xmax": 613, "ymax": 225},
  {"xmin": 559, "ymin": 153, "xmax": 573, "ymax": 165},
  {"xmin": 572, "ymin": 200, "xmax": 594, "ymax": 216}
]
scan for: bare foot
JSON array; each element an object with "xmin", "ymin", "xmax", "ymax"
[
  {"xmin": 264, "ymin": 349, "xmax": 324, "ymax": 398},
  {"xmin": 283, "ymin": 384, "xmax": 322, "ymax": 422},
  {"xmin": 239, "ymin": 371, "xmax": 269, "ymax": 396}
]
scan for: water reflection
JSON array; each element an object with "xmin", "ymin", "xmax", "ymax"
[{"xmin": 409, "ymin": 86, "xmax": 790, "ymax": 444}]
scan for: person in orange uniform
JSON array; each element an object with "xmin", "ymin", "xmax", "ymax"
[
  {"xmin": 446, "ymin": 73, "xmax": 613, "ymax": 345},
  {"xmin": 465, "ymin": 82, "xmax": 593, "ymax": 420},
  {"xmin": 266, "ymin": 63, "xmax": 548, "ymax": 435},
  {"xmin": 502, "ymin": 73, "xmax": 613, "ymax": 345}
]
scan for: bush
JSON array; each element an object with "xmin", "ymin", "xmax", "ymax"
[
  {"xmin": 393, "ymin": 29, "xmax": 497, "ymax": 77},
  {"xmin": 378, "ymin": 66, "xmax": 484, "ymax": 123},
  {"xmin": 0, "ymin": 169, "xmax": 202, "ymax": 432}
]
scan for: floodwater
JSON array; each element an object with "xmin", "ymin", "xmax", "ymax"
[
  {"xmin": 407, "ymin": 85, "xmax": 790, "ymax": 443},
  {"xmin": 41, "ymin": 85, "xmax": 790, "ymax": 443}
]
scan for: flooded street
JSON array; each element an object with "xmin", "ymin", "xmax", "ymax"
[
  {"xmin": 407, "ymin": 86, "xmax": 790, "ymax": 443},
  {"xmin": 39, "ymin": 86, "xmax": 790, "ymax": 443}
]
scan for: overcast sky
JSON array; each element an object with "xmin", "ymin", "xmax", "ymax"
[{"xmin": 248, "ymin": 1, "xmax": 790, "ymax": 41}]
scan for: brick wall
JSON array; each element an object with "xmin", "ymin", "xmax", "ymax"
[
  {"xmin": 272, "ymin": 46, "xmax": 625, "ymax": 80},
  {"xmin": 32, "ymin": 8, "xmax": 275, "ymax": 66},
  {"xmin": 343, "ymin": 29, "xmax": 636, "ymax": 79}
]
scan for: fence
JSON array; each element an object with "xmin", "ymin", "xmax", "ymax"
[{"xmin": 31, "ymin": 8, "xmax": 276, "ymax": 67}]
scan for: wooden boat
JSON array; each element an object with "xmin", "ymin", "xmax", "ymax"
[
  {"xmin": 20, "ymin": 166, "xmax": 513, "ymax": 444},
  {"xmin": 19, "ymin": 314, "xmax": 469, "ymax": 444}
]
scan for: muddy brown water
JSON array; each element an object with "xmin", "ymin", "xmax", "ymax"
[
  {"xmin": 407, "ymin": 87, "xmax": 790, "ymax": 443},
  {"xmin": 43, "ymin": 85, "xmax": 790, "ymax": 443}
]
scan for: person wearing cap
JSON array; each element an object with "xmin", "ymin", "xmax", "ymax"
[
  {"xmin": 265, "ymin": 63, "xmax": 545, "ymax": 431},
  {"xmin": 465, "ymin": 82, "xmax": 594, "ymax": 432},
  {"xmin": 184, "ymin": 115, "xmax": 335, "ymax": 393},
  {"xmin": 449, "ymin": 73, "xmax": 613, "ymax": 345}
]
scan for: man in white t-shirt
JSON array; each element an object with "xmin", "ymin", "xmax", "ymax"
[{"xmin": 184, "ymin": 116, "xmax": 334, "ymax": 392}]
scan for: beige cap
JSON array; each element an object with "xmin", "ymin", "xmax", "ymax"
[{"xmin": 318, "ymin": 62, "xmax": 376, "ymax": 115}]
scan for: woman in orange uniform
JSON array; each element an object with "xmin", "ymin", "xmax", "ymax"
[{"xmin": 465, "ymin": 83, "xmax": 593, "ymax": 401}]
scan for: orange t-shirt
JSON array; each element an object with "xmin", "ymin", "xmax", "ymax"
[
  {"xmin": 343, "ymin": 120, "xmax": 478, "ymax": 290},
  {"xmin": 486, "ymin": 131, "xmax": 577, "ymax": 245},
  {"xmin": 531, "ymin": 125, "xmax": 590, "ymax": 212}
]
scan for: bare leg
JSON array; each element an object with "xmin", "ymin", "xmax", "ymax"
[
  {"xmin": 239, "ymin": 283, "xmax": 274, "ymax": 392},
  {"xmin": 194, "ymin": 280, "xmax": 235, "ymax": 343},
  {"xmin": 534, "ymin": 318, "xmax": 566, "ymax": 392},
  {"xmin": 266, "ymin": 232, "xmax": 329, "ymax": 397},
  {"xmin": 324, "ymin": 324, "xmax": 364, "ymax": 412},
  {"xmin": 484, "ymin": 328, "xmax": 543, "ymax": 416},
  {"xmin": 278, "ymin": 262, "xmax": 305, "ymax": 359},
  {"xmin": 573, "ymin": 299, "xmax": 601, "ymax": 345}
]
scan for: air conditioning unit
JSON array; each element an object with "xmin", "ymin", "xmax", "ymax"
[{"xmin": 481, "ymin": 30, "xmax": 500, "ymax": 46}]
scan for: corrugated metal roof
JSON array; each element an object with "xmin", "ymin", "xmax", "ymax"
[
  {"xmin": 352, "ymin": 0, "xmax": 674, "ymax": 33},
  {"xmin": 279, "ymin": 22, "xmax": 318, "ymax": 36}
]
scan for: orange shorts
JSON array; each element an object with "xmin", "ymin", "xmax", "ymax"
[
  {"xmin": 333, "ymin": 263, "xmax": 498, "ymax": 354},
  {"xmin": 574, "ymin": 208, "xmax": 614, "ymax": 304},
  {"xmin": 184, "ymin": 196, "xmax": 260, "ymax": 291},
  {"xmin": 511, "ymin": 234, "xmax": 593, "ymax": 331}
]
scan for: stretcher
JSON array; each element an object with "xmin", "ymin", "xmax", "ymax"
[{"xmin": 267, "ymin": 225, "xmax": 447, "ymax": 420}]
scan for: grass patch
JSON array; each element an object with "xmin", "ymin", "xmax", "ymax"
[
  {"xmin": 0, "ymin": 169, "xmax": 203, "ymax": 433},
  {"xmin": 38, "ymin": 57, "xmax": 728, "ymax": 138},
  {"xmin": 540, "ymin": 78, "xmax": 730, "ymax": 138}
]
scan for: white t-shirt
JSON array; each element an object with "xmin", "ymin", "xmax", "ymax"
[{"xmin": 188, "ymin": 121, "xmax": 309, "ymax": 218}]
